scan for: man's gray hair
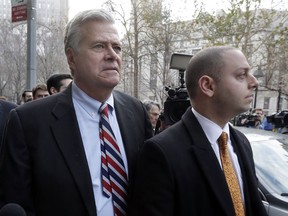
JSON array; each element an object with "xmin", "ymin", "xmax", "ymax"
[
  {"xmin": 143, "ymin": 100, "xmax": 161, "ymax": 112},
  {"xmin": 64, "ymin": 9, "xmax": 115, "ymax": 54}
]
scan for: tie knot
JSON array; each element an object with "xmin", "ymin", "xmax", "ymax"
[
  {"xmin": 99, "ymin": 103, "xmax": 109, "ymax": 115},
  {"xmin": 218, "ymin": 132, "xmax": 228, "ymax": 147}
]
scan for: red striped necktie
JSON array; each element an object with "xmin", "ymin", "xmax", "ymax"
[{"xmin": 99, "ymin": 103, "xmax": 128, "ymax": 216}]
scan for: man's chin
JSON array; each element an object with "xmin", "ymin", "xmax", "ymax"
[{"xmin": 104, "ymin": 79, "xmax": 120, "ymax": 89}]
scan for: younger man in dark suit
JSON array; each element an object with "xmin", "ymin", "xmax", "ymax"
[
  {"xmin": 0, "ymin": 9, "xmax": 152, "ymax": 216},
  {"xmin": 131, "ymin": 46, "xmax": 267, "ymax": 216}
]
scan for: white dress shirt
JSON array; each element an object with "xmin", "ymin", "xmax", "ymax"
[
  {"xmin": 72, "ymin": 82, "xmax": 128, "ymax": 216},
  {"xmin": 192, "ymin": 108, "xmax": 245, "ymax": 203}
]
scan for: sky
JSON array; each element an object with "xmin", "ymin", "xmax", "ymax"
[
  {"xmin": 68, "ymin": 0, "xmax": 287, "ymax": 38},
  {"xmin": 68, "ymin": 0, "xmax": 111, "ymax": 19},
  {"xmin": 68, "ymin": 0, "xmax": 220, "ymax": 20},
  {"xmin": 68, "ymin": 0, "xmax": 288, "ymax": 21}
]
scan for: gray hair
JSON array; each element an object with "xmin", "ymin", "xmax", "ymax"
[
  {"xmin": 64, "ymin": 9, "xmax": 115, "ymax": 54},
  {"xmin": 185, "ymin": 46, "xmax": 238, "ymax": 99},
  {"xmin": 143, "ymin": 100, "xmax": 161, "ymax": 112}
]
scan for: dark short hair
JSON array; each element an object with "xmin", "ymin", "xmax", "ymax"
[
  {"xmin": 46, "ymin": 74, "xmax": 73, "ymax": 95},
  {"xmin": 21, "ymin": 89, "xmax": 32, "ymax": 98}
]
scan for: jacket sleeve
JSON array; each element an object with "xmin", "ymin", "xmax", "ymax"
[
  {"xmin": 0, "ymin": 109, "xmax": 35, "ymax": 215},
  {"xmin": 130, "ymin": 139, "xmax": 175, "ymax": 216}
]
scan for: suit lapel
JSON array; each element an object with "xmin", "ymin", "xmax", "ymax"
[
  {"xmin": 229, "ymin": 127, "xmax": 259, "ymax": 215},
  {"xmin": 0, "ymin": 103, "xmax": 4, "ymax": 141},
  {"xmin": 182, "ymin": 110, "xmax": 235, "ymax": 215},
  {"xmin": 113, "ymin": 92, "xmax": 137, "ymax": 181},
  {"xmin": 0, "ymin": 103, "xmax": 3, "ymax": 126},
  {"xmin": 49, "ymin": 86, "xmax": 96, "ymax": 216}
]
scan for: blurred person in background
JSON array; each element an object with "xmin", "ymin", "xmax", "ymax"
[
  {"xmin": 46, "ymin": 73, "xmax": 73, "ymax": 95},
  {"xmin": 21, "ymin": 89, "xmax": 33, "ymax": 104},
  {"xmin": 32, "ymin": 84, "xmax": 49, "ymax": 100},
  {"xmin": 143, "ymin": 100, "xmax": 161, "ymax": 135},
  {"xmin": 0, "ymin": 96, "xmax": 7, "ymax": 101}
]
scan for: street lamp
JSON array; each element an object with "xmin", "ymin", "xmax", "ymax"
[{"xmin": 253, "ymin": 66, "xmax": 264, "ymax": 108}]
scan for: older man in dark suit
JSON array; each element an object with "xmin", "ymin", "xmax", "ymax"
[
  {"xmin": 0, "ymin": 9, "xmax": 152, "ymax": 216},
  {"xmin": 0, "ymin": 100, "xmax": 17, "ymax": 143},
  {"xmin": 131, "ymin": 46, "xmax": 268, "ymax": 216}
]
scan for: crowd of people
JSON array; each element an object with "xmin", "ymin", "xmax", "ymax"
[
  {"xmin": 18, "ymin": 73, "xmax": 73, "ymax": 104},
  {"xmin": 0, "ymin": 9, "xmax": 268, "ymax": 216},
  {"xmin": 233, "ymin": 107, "xmax": 288, "ymax": 133},
  {"xmin": 1, "ymin": 73, "xmax": 73, "ymax": 106}
]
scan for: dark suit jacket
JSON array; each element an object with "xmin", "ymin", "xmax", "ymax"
[
  {"xmin": 0, "ymin": 100, "xmax": 17, "ymax": 144},
  {"xmin": 130, "ymin": 108, "xmax": 268, "ymax": 216},
  {"xmin": 0, "ymin": 85, "xmax": 152, "ymax": 216}
]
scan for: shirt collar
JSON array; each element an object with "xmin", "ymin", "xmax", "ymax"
[
  {"xmin": 72, "ymin": 82, "xmax": 114, "ymax": 116},
  {"xmin": 192, "ymin": 107, "xmax": 230, "ymax": 144}
]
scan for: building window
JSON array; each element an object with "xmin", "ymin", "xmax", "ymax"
[{"xmin": 263, "ymin": 97, "xmax": 270, "ymax": 109}]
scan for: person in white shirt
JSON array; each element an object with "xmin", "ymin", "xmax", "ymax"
[
  {"xmin": 0, "ymin": 9, "xmax": 152, "ymax": 216},
  {"xmin": 131, "ymin": 46, "xmax": 268, "ymax": 216}
]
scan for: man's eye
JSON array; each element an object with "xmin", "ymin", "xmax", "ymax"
[
  {"xmin": 93, "ymin": 44, "xmax": 105, "ymax": 50},
  {"xmin": 113, "ymin": 46, "xmax": 122, "ymax": 53},
  {"xmin": 239, "ymin": 74, "xmax": 245, "ymax": 78},
  {"xmin": 237, "ymin": 73, "xmax": 247, "ymax": 80}
]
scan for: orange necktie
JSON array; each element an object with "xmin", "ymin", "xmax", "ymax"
[{"xmin": 218, "ymin": 132, "xmax": 245, "ymax": 216}]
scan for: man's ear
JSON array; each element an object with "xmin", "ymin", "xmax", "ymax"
[
  {"xmin": 66, "ymin": 48, "xmax": 76, "ymax": 72},
  {"xmin": 50, "ymin": 87, "xmax": 58, "ymax": 95},
  {"xmin": 198, "ymin": 75, "xmax": 215, "ymax": 97}
]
